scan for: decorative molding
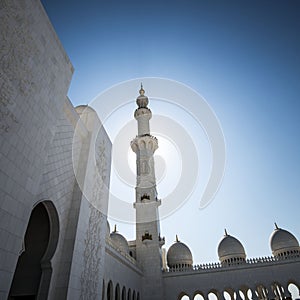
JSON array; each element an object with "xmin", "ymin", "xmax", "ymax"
[
  {"xmin": 80, "ymin": 138, "xmax": 108, "ymax": 299},
  {"xmin": 80, "ymin": 205, "xmax": 104, "ymax": 299}
]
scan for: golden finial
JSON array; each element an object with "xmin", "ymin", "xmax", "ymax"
[
  {"xmin": 139, "ymin": 83, "xmax": 145, "ymax": 95},
  {"xmin": 274, "ymin": 222, "xmax": 279, "ymax": 230},
  {"xmin": 113, "ymin": 224, "xmax": 117, "ymax": 232},
  {"xmin": 176, "ymin": 235, "xmax": 179, "ymax": 242},
  {"xmin": 224, "ymin": 229, "xmax": 228, "ymax": 236}
]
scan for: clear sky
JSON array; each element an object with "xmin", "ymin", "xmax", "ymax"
[{"xmin": 41, "ymin": 0, "xmax": 300, "ymax": 264}]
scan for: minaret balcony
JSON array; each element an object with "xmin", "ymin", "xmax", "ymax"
[
  {"xmin": 131, "ymin": 134, "xmax": 158, "ymax": 153},
  {"xmin": 134, "ymin": 107, "xmax": 152, "ymax": 119}
]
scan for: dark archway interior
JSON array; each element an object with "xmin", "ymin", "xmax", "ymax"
[
  {"xmin": 9, "ymin": 203, "xmax": 50, "ymax": 299},
  {"xmin": 107, "ymin": 281, "xmax": 113, "ymax": 300}
]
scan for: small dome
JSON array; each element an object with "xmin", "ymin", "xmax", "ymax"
[
  {"xmin": 167, "ymin": 236, "xmax": 193, "ymax": 268},
  {"xmin": 218, "ymin": 230, "xmax": 246, "ymax": 263},
  {"xmin": 270, "ymin": 224, "xmax": 300, "ymax": 257},
  {"xmin": 136, "ymin": 85, "xmax": 149, "ymax": 108},
  {"xmin": 110, "ymin": 227, "xmax": 129, "ymax": 254}
]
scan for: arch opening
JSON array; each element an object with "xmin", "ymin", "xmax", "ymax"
[
  {"xmin": 122, "ymin": 286, "xmax": 126, "ymax": 300},
  {"xmin": 179, "ymin": 296, "xmax": 190, "ymax": 300},
  {"xmin": 127, "ymin": 288, "xmax": 131, "ymax": 300},
  {"xmin": 224, "ymin": 291, "xmax": 232, "ymax": 300},
  {"xmin": 288, "ymin": 283, "xmax": 300, "ymax": 300},
  {"xmin": 8, "ymin": 201, "xmax": 59, "ymax": 300},
  {"xmin": 115, "ymin": 283, "xmax": 120, "ymax": 300},
  {"xmin": 208, "ymin": 291, "xmax": 219, "ymax": 300},
  {"xmin": 239, "ymin": 290, "xmax": 246, "ymax": 300},
  {"xmin": 194, "ymin": 293, "xmax": 205, "ymax": 300},
  {"xmin": 246, "ymin": 289, "xmax": 253, "ymax": 300},
  {"xmin": 107, "ymin": 280, "xmax": 113, "ymax": 300},
  {"xmin": 178, "ymin": 292, "xmax": 190, "ymax": 300}
]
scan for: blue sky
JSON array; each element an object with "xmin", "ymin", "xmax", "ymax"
[{"xmin": 41, "ymin": 0, "xmax": 300, "ymax": 263}]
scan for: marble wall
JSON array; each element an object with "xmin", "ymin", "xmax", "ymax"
[{"xmin": 0, "ymin": 1, "xmax": 112, "ymax": 299}]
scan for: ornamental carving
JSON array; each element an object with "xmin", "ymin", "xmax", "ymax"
[
  {"xmin": 91, "ymin": 138, "xmax": 108, "ymax": 208},
  {"xmin": 80, "ymin": 205, "xmax": 104, "ymax": 300},
  {"xmin": 130, "ymin": 135, "xmax": 158, "ymax": 153},
  {"xmin": 80, "ymin": 136, "xmax": 108, "ymax": 299}
]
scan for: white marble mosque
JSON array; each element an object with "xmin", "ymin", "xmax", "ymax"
[{"xmin": 0, "ymin": 1, "xmax": 300, "ymax": 300}]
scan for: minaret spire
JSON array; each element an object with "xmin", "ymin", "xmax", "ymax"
[
  {"xmin": 139, "ymin": 83, "xmax": 144, "ymax": 95},
  {"xmin": 131, "ymin": 86, "xmax": 164, "ymax": 300}
]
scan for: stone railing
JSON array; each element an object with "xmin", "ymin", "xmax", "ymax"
[{"xmin": 164, "ymin": 253, "xmax": 300, "ymax": 273}]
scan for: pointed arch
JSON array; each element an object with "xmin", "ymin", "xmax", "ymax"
[
  {"xmin": 208, "ymin": 290, "xmax": 220, "ymax": 300},
  {"xmin": 107, "ymin": 280, "xmax": 113, "ymax": 300},
  {"xmin": 178, "ymin": 291, "xmax": 190, "ymax": 300},
  {"xmin": 193, "ymin": 292, "xmax": 205, "ymax": 300},
  {"xmin": 115, "ymin": 283, "xmax": 120, "ymax": 300},
  {"xmin": 287, "ymin": 282, "xmax": 300, "ymax": 300},
  {"xmin": 223, "ymin": 291, "xmax": 232, "ymax": 300},
  {"xmin": 127, "ymin": 288, "xmax": 131, "ymax": 300},
  {"xmin": 287, "ymin": 280, "xmax": 300, "ymax": 292},
  {"xmin": 8, "ymin": 200, "xmax": 59, "ymax": 300},
  {"xmin": 121, "ymin": 286, "xmax": 126, "ymax": 300}
]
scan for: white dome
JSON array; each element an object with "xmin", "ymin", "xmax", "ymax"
[
  {"xmin": 218, "ymin": 232, "xmax": 246, "ymax": 263},
  {"xmin": 110, "ymin": 231, "xmax": 129, "ymax": 254},
  {"xmin": 167, "ymin": 238, "xmax": 193, "ymax": 268},
  {"xmin": 270, "ymin": 225, "xmax": 300, "ymax": 256}
]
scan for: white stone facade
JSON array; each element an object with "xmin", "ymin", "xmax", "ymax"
[
  {"xmin": 163, "ymin": 257, "xmax": 300, "ymax": 299},
  {"xmin": 0, "ymin": 1, "xmax": 111, "ymax": 299},
  {"xmin": 0, "ymin": 1, "xmax": 300, "ymax": 300}
]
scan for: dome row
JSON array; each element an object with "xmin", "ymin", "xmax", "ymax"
[
  {"xmin": 107, "ymin": 222, "xmax": 299, "ymax": 267},
  {"xmin": 166, "ymin": 225, "xmax": 300, "ymax": 268}
]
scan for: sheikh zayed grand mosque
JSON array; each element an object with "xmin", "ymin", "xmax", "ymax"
[{"xmin": 0, "ymin": 1, "xmax": 300, "ymax": 300}]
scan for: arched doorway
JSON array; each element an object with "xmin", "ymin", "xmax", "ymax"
[
  {"xmin": 107, "ymin": 281, "xmax": 113, "ymax": 300},
  {"xmin": 122, "ymin": 286, "xmax": 126, "ymax": 300},
  {"xmin": 115, "ymin": 283, "xmax": 120, "ymax": 300},
  {"xmin": 8, "ymin": 201, "xmax": 59, "ymax": 300},
  {"xmin": 127, "ymin": 288, "xmax": 131, "ymax": 300}
]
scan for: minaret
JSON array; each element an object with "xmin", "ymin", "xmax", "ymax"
[{"xmin": 131, "ymin": 85, "xmax": 164, "ymax": 300}]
